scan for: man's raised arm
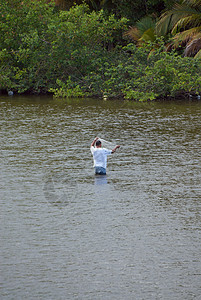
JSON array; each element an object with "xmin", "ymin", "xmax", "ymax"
[{"xmin": 91, "ymin": 137, "xmax": 99, "ymax": 147}]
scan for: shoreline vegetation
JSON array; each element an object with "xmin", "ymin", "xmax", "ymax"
[{"xmin": 0, "ymin": 0, "xmax": 200, "ymax": 101}]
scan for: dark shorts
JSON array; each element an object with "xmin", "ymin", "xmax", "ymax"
[{"xmin": 95, "ymin": 166, "xmax": 106, "ymax": 175}]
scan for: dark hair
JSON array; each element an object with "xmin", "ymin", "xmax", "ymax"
[{"xmin": 96, "ymin": 140, "xmax": 101, "ymax": 146}]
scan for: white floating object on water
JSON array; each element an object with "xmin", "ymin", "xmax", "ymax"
[
  {"xmin": 8, "ymin": 91, "xmax": 13, "ymax": 96},
  {"xmin": 197, "ymin": 95, "xmax": 200, "ymax": 100}
]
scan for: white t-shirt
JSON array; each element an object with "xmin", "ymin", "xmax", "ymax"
[{"xmin": 90, "ymin": 146, "xmax": 112, "ymax": 169}]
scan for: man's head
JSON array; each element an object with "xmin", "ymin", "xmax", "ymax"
[{"xmin": 96, "ymin": 140, "xmax": 101, "ymax": 147}]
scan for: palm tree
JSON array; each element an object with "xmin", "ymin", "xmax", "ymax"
[
  {"xmin": 156, "ymin": 0, "xmax": 201, "ymax": 57},
  {"xmin": 124, "ymin": 16, "xmax": 156, "ymax": 45}
]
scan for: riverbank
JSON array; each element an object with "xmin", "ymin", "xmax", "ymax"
[
  {"xmin": 1, "ymin": 90, "xmax": 201, "ymax": 103},
  {"xmin": 1, "ymin": 3, "xmax": 200, "ymax": 101},
  {"xmin": 1, "ymin": 45, "xmax": 200, "ymax": 101}
]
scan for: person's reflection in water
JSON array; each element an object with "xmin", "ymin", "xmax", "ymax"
[{"xmin": 94, "ymin": 175, "xmax": 107, "ymax": 185}]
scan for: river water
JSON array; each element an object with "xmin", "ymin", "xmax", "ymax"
[{"xmin": 0, "ymin": 95, "xmax": 200, "ymax": 300}]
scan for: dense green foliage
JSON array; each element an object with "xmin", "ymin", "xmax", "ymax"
[
  {"xmin": 0, "ymin": 0, "xmax": 200, "ymax": 101},
  {"xmin": 0, "ymin": 1, "xmax": 127, "ymax": 93},
  {"xmin": 55, "ymin": 0, "xmax": 175, "ymax": 23},
  {"xmin": 51, "ymin": 42, "xmax": 201, "ymax": 101}
]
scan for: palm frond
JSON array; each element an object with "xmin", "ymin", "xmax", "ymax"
[
  {"xmin": 124, "ymin": 16, "xmax": 156, "ymax": 43},
  {"xmin": 184, "ymin": 37, "xmax": 201, "ymax": 56},
  {"xmin": 135, "ymin": 16, "xmax": 155, "ymax": 35},
  {"xmin": 173, "ymin": 27, "xmax": 201, "ymax": 46},
  {"xmin": 138, "ymin": 28, "xmax": 156, "ymax": 43},
  {"xmin": 183, "ymin": 0, "xmax": 201, "ymax": 8},
  {"xmin": 172, "ymin": 14, "xmax": 201, "ymax": 34},
  {"xmin": 156, "ymin": 3, "xmax": 201, "ymax": 35},
  {"xmin": 194, "ymin": 48, "xmax": 201, "ymax": 58},
  {"xmin": 124, "ymin": 27, "xmax": 141, "ymax": 41},
  {"xmin": 156, "ymin": 12, "xmax": 175, "ymax": 36}
]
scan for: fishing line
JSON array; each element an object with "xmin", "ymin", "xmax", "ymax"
[{"xmin": 97, "ymin": 137, "xmax": 117, "ymax": 150}]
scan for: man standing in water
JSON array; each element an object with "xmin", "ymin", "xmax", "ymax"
[{"xmin": 90, "ymin": 137, "xmax": 120, "ymax": 175}]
